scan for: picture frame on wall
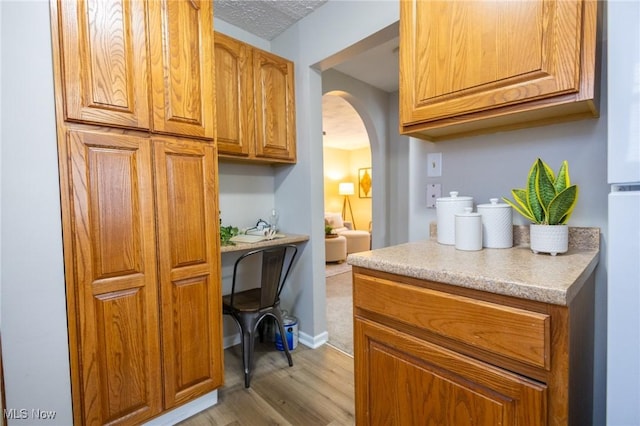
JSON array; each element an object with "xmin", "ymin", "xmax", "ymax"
[{"xmin": 358, "ymin": 167, "xmax": 372, "ymax": 198}]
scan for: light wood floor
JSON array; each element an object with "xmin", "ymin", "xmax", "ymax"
[{"xmin": 178, "ymin": 342, "xmax": 355, "ymax": 426}]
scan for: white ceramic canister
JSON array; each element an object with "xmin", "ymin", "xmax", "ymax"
[
  {"xmin": 477, "ymin": 198, "xmax": 513, "ymax": 248},
  {"xmin": 436, "ymin": 191, "xmax": 474, "ymax": 245},
  {"xmin": 455, "ymin": 207, "xmax": 483, "ymax": 251}
]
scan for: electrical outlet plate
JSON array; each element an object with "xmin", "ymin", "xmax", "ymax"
[
  {"xmin": 427, "ymin": 153, "xmax": 442, "ymax": 177},
  {"xmin": 427, "ymin": 183, "xmax": 441, "ymax": 208}
]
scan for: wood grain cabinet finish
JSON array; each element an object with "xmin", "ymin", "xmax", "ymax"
[
  {"xmin": 214, "ymin": 32, "xmax": 297, "ymax": 164},
  {"xmin": 62, "ymin": 130, "xmax": 223, "ymax": 425},
  {"xmin": 148, "ymin": 0, "xmax": 214, "ymax": 139},
  {"xmin": 153, "ymin": 138, "xmax": 223, "ymax": 408},
  {"xmin": 399, "ymin": 0, "xmax": 600, "ymax": 141},
  {"xmin": 355, "ymin": 319, "xmax": 547, "ymax": 426},
  {"xmin": 51, "ymin": 2, "xmax": 222, "ymax": 424},
  {"xmin": 214, "ymin": 32, "xmax": 253, "ymax": 157},
  {"xmin": 253, "ymin": 49, "xmax": 296, "ymax": 163},
  {"xmin": 56, "ymin": 0, "xmax": 214, "ymax": 139},
  {"xmin": 353, "ymin": 268, "xmax": 595, "ymax": 426},
  {"xmin": 66, "ymin": 129, "xmax": 163, "ymax": 425},
  {"xmin": 56, "ymin": 0, "xmax": 150, "ymax": 129}
]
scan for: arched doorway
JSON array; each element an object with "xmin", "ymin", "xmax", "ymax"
[
  {"xmin": 316, "ymin": 23, "xmax": 398, "ymax": 355},
  {"xmin": 322, "ymin": 92, "xmax": 372, "ymax": 233},
  {"xmin": 322, "ymin": 91, "xmax": 372, "ymax": 355}
]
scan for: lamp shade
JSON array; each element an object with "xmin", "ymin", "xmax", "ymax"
[{"xmin": 338, "ymin": 182, "xmax": 355, "ymax": 196}]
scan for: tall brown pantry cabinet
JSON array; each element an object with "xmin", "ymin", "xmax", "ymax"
[{"xmin": 50, "ymin": 1, "xmax": 223, "ymax": 425}]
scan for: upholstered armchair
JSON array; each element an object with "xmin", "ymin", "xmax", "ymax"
[{"xmin": 324, "ymin": 212, "xmax": 371, "ymax": 254}]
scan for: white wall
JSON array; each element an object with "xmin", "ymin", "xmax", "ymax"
[
  {"xmin": 388, "ymin": 91, "xmax": 411, "ymax": 246},
  {"xmin": 217, "ymin": 162, "xmax": 278, "ymax": 342},
  {"xmin": 214, "ymin": 17, "xmax": 270, "ymax": 51},
  {"xmin": 269, "ymin": 0, "xmax": 399, "ymax": 343},
  {"xmin": 1, "ymin": 1, "xmax": 73, "ymax": 424},
  {"xmin": 408, "ymin": 123, "xmax": 609, "ymax": 234},
  {"xmin": 0, "ymin": 3, "xmax": 4, "ymax": 423},
  {"xmin": 218, "ymin": 163, "xmax": 276, "ymax": 231}
]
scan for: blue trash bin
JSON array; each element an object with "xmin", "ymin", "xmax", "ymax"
[{"xmin": 275, "ymin": 314, "xmax": 298, "ymax": 351}]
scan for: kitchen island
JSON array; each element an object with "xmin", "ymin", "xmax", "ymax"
[{"xmin": 348, "ymin": 227, "xmax": 599, "ymax": 426}]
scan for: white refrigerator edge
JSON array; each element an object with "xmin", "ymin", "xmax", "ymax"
[{"xmin": 607, "ymin": 1, "xmax": 640, "ymax": 425}]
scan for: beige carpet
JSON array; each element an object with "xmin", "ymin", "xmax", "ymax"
[
  {"xmin": 325, "ymin": 261, "xmax": 352, "ymax": 277},
  {"xmin": 326, "ymin": 269, "xmax": 353, "ymax": 356}
]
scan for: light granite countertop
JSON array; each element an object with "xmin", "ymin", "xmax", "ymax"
[
  {"xmin": 347, "ymin": 227, "xmax": 600, "ymax": 306},
  {"xmin": 220, "ymin": 233, "xmax": 309, "ymax": 253}
]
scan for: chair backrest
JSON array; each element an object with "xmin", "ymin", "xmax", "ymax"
[{"xmin": 230, "ymin": 244, "xmax": 298, "ymax": 310}]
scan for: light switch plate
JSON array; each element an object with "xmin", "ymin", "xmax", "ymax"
[
  {"xmin": 427, "ymin": 153, "xmax": 442, "ymax": 177},
  {"xmin": 427, "ymin": 184, "xmax": 441, "ymax": 208}
]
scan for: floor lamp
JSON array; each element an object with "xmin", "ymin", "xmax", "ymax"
[{"xmin": 338, "ymin": 182, "xmax": 357, "ymax": 230}]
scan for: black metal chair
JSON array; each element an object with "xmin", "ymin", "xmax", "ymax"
[{"xmin": 222, "ymin": 244, "xmax": 298, "ymax": 387}]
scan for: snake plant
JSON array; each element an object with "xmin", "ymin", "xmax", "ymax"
[{"xmin": 503, "ymin": 158, "xmax": 578, "ymax": 225}]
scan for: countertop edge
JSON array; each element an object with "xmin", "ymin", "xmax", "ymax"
[
  {"xmin": 348, "ymin": 249, "xmax": 599, "ymax": 306},
  {"xmin": 348, "ymin": 226, "xmax": 600, "ymax": 306},
  {"xmin": 220, "ymin": 233, "xmax": 309, "ymax": 253}
]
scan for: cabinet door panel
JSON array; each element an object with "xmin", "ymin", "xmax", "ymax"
[
  {"xmin": 149, "ymin": 0, "xmax": 215, "ymax": 139},
  {"xmin": 67, "ymin": 129, "xmax": 161, "ymax": 425},
  {"xmin": 401, "ymin": 0, "xmax": 583, "ymax": 124},
  {"xmin": 253, "ymin": 49, "xmax": 296, "ymax": 162},
  {"xmin": 93, "ymin": 289, "xmax": 154, "ymax": 423},
  {"xmin": 57, "ymin": 0, "xmax": 150, "ymax": 129},
  {"xmin": 355, "ymin": 318, "xmax": 546, "ymax": 426},
  {"xmin": 154, "ymin": 138, "xmax": 223, "ymax": 407},
  {"xmin": 214, "ymin": 32, "xmax": 253, "ymax": 156}
]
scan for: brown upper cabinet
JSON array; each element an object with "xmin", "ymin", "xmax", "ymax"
[
  {"xmin": 399, "ymin": 0, "xmax": 600, "ymax": 141},
  {"xmin": 56, "ymin": 0, "xmax": 215, "ymax": 139},
  {"xmin": 215, "ymin": 32, "xmax": 297, "ymax": 164},
  {"xmin": 214, "ymin": 32, "xmax": 254, "ymax": 157}
]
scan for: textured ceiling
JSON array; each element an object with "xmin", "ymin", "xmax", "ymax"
[
  {"xmin": 215, "ymin": 0, "xmax": 399, "ymax": 151},
  {"xmin": 214, "ymin": 0, "xmax": 328, "ymax": 40},
  {"xmin": 322, "ymin": 95, "xmax": 369, "ymax": 151}
]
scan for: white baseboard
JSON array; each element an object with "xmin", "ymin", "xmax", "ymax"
[
  {"xmin": 223, "ymin": 332, "xmax": 241, "ymax": 349},
  {"xmin": 223, "ymin": 331, "xmax": 329, "ymax": 350},
  {"xmin": 143, "ymin": 391, "xmax": 217, "ymax": 425},
  {"xmin": 299, "ymin": 330, "xmax": 328, "ymax": 349}
]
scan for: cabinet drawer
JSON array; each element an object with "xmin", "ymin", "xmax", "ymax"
[{"xmin": 353, "ymin": 273, "xmax": 550, "ymax": 369}]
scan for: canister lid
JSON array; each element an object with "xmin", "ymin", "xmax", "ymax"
[
  {"xmin": 477, "ymin": 198, "xmax": 511, "ymax": 209},
  {"xmin": 455, "ymin": 207, "xmax": 481, "ymax": 217},
  {"xmin": 436, "ymin": 191, "xmax": 473, "ymax": 202}
]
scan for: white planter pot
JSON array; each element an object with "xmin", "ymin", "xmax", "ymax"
[{"xmin": 530, "ymin": 224, "xmax": 569, "ymax": 256}]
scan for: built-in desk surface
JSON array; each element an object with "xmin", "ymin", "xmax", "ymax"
[{"xmin": 220, "ymin": 233, "xmax": 309, "ymax": 253}]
